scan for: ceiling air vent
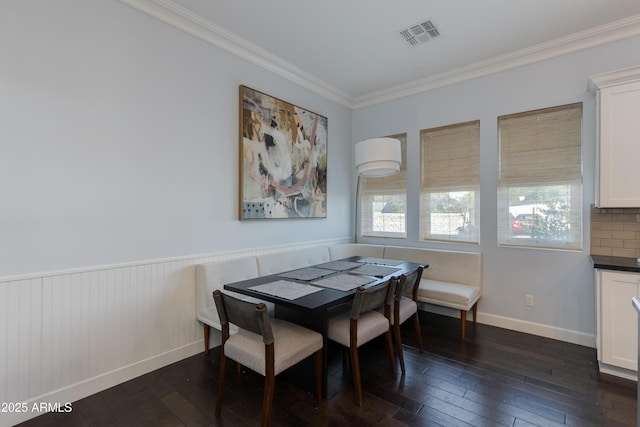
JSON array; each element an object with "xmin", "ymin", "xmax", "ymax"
[{"xmin": 400, "ymin": 19, "xmax": 440, "ymax": 46}]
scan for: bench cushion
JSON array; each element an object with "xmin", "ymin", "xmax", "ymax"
[
  {"xmin": 257, "ymin": 245, "xmax": 331, "ymax": 276},
  {"xmin": 196, "ymin": 257, "xmax": 272, "ymax": 332},
  {"xmin": 329, "ymin": 243, "xmax": 384, "ymax": 260},
  {"xmin": 417, "ymin": 279, "xmax": 480, "ymax": 311},
  {"xmin": 195, "ymin": 243, "xmax": 482, "ymax": 339},
  {"xmin": 383, "ymin": 245, "xmax": 481, "ymax": 288}
]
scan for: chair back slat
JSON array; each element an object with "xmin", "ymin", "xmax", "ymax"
[
  {"xmin": 350, "ymin": 279, "xmax": 396, "ymax": 320},
  {"xmin": 212, "ymin": 290, "xmax": 274, "ymax": 344}
]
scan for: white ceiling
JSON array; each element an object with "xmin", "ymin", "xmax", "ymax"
[{"xmin": 121, "ymin": 0, "xmax": 640, "ymax": 107}]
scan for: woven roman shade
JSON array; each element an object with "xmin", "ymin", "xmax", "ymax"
[
  {"xmin": 421, "ymin": 121, "xmax": 480, "ymax": 191},
  {"xmin": 499, "ymin": 104, "xmax": 582, "ymax": 185}
]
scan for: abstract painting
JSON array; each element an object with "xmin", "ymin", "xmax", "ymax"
[{"xmin": 239, "ymin": 85, "xmax": 328, "ymax": 219}]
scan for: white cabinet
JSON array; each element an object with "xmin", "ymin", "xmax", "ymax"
[
  {"xmin": 596, "ymin": 269, "xmax": 640, "ymax": 378},
  {"xmin": 589, "ymin": 65, "xmax": 640, "ymax": 208}
]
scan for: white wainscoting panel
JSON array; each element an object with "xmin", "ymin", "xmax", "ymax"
[
  {"xmin": 1, "ymin": 277, "xmax": 43, "ymax": 408},
  {"xmin": 0, "ymin": 238, "xmax": 349, "ymax": 426}
]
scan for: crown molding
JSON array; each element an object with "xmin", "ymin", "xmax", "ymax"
[
  {"xmin": 118, "ymin": 0, "xmax": 640, "ymax": 110},
  {"xmin": 588, "ymin": 64, "xmax": 640, "ymax": 93},
  {"xmin": 116, "ymin": 0, "xmax": 356, "ymax": 108},
  {"xmin": 354, "ymin": 14, "xmax": 640, "ymax": 108}
]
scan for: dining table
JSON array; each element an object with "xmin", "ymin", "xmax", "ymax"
[{"xmin": 223, "ymin": 255, "xmax": 427, "ymax": 397}]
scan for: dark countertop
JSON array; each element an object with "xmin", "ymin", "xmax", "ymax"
[{"xmin": 591, "ymin": 255, "xmax": 640, "ymax": 273}]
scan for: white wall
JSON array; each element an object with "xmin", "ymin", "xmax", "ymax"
[
  {"xmin": 0, "ymin": 0, "xmax": 353, "ymax": 279},
  {"xmin": 0, "ymin": 2, "xmax": 353, "ymax": 425},
  {"xmin": 353, "ymin": 35, "xmax": 640, "ymax": 344}
]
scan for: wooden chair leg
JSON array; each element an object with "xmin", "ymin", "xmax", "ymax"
[
  {"xmin": 314, "ymin": 349, "xmax": 323, "ymax": 402},
  {"xmin": 384, "ymin": 330, "xmax": 396, "ymax": 380},
  {"xmin": 460, "ymin": 310, "xmax": 467, "ymax": 339},
  {"xmin": 262, "ymin": 344, "xmax": 276, "ymax": 427},
  {"xmin": 203, "ymin": 324, "xmax": 210, "ymax": 355},
  {"xmin": 393, "ymin": 322, "xmax": 405, "ymax": 376},
  {"xmin": 349, "ymin": 344, "xmax": 363, "ymax": 407},
  {"xmin": 215, "ymin": 354, "xmax": 226, "ymax": 417},
  {"xmin": 472, "ymin": 302, "xmax": 478, "ymax": 325},
  {"xmin": 236, "ymin": 362, "xmax": 242, "ymax": 374},
  {"xmin": 261, "ymin": 372, "xmax": 275, "ymax": 427},
  {"xmin": 412, "ymin": 312, "xmax": 424, "ymax": 353}
]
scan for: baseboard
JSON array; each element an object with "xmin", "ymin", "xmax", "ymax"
[
  {"xmin": 418, "ymin": 303, "xmax": 595, "ymax": 348},
  {"xmin": 477, "ymin": 312, "xmax": 596, "ymax": 348},
  {"xmin": 2, "ymin": 341, "xmax": 203, "ymax": 427},
  {"xmin": 597, "ymin": 361, "xmax": 637, "ymax": 381}
]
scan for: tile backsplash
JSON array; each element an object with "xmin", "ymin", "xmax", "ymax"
[{"xmin": 591, "ymin": 205, "xmax": 640, "ymax": 258}]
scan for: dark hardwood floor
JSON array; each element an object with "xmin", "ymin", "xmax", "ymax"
[{"xmin": 16, "ymin": 312, "xmax": 637, "ymax": 426}]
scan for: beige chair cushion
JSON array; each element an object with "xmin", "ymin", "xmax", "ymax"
[
  {"xmin": 225, "ymin": 318, "xmax": 322, "ymax": 376},
  {"xmin": 328, "ymin": 310, "xmax": 389, "ymax": 348},
  {"xmin": 417, "ymin": 279, "xmax": 480, "ymax": 311}
]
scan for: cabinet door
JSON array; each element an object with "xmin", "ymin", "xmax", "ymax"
[
  {"xmin": 601, "ymin": 271, "xmax": 640, "ymax": 370},
  {"xmin": 598, "ymin": 81, "xmax": 640, "ymax": 207}
]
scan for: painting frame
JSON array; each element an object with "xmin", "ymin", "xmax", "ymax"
[{"xmin": 239, "ymin": 85, "xmax": 328, "ymax": 220}]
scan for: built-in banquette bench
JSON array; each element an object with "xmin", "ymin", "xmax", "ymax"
[{"xmin": 195, "ymin": 243, "xmax": 481, "ymax": 353}]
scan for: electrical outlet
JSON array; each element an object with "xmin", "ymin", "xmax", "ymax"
[{"xmin": 525, "ymin": 294, "xmax": 534, "ymax": 307}]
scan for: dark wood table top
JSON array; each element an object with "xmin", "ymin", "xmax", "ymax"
[{"xmin": 224, "ymin": 256, "xmax": 426, "ymax": 312}]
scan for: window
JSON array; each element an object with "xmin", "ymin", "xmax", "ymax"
[
  {"xmin": 420, "ymin": 121, "xmax": 480, "ymax": 243},
  {"xmin": 360, "ymin": 133, "xmax": 407, "ymax": 238},
  {"xmin": 498, "ymin": 103, "xmax": 582, "ymax": 250}
]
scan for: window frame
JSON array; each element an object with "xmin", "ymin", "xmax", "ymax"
[
  {"xmin": 420, "ymin": 120, "xmax": 481, "ymax": 244},
  {"xmin": 497, "ymin": 103, "xmax": 583, "ymax": 250},
  {"xmin": 359, "ymin": 133, "xmax": 407, "ymax": 239}
]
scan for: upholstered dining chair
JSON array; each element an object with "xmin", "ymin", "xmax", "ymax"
[
  {"xmin": 391, "ymin": 266, "xmax": 424, "ymax": 375},
  {"xmin": 212, "ymin": 290, "xmax": 323, "ymax": 427},
  {"xmin": 327, "ymin": 278, "xmax": 397, "ymax": 406}
]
